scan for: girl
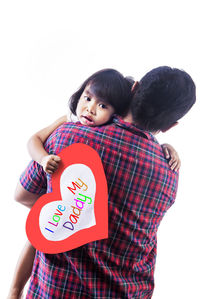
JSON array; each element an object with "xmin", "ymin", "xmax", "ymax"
[
  {"xmin": 8, "ymin": 68, "xmax": 180, "ymax": 299},
  {"xmin": 28, "ymin": 69, "xmax": 133, "ymax": 175}
]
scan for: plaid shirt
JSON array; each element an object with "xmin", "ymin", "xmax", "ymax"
[{"xmin": 20, "ymin": 116, "xmax": 178, "ymax": 299}]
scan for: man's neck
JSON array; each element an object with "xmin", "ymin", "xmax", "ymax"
[
  {"xmin": 122, "ymin": 111, "xmax": 158, "ymax": 136},
  {"xmin": 122, "ymin": 111, "xmax": 134, "ymax": 123}
]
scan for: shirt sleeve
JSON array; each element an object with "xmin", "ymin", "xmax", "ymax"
[{"xmin": 20, "ymin": 160, "xmax": 47, "ymax": 195}]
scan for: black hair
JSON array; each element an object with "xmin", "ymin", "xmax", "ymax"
[
  {"xmin": 131, "ymin": 66, "xmax": 196, "ymax": 131},
  {"xmin": 69, "ymin": 69, "xmax": 133, "ymax": 116}
]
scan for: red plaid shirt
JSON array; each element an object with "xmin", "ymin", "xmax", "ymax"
[{"xmin": 20, "ymin": 116, "xmax": 178, "ymax": 299}]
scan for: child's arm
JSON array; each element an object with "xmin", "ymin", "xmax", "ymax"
[
  {"xmin": 162, "ymin": 143, "xmax": 181, "ymax": 171},
  {"xmin": 7, "ymin": 241, "xmax": 35, "ymax": 299},
  {"xmin": 27, "ymin": 115, "xmax": 67, "ymax": 174}
]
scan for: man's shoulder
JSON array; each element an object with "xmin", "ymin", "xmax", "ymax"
[
  {"xmin": 52, "ymin": 121, "xmax": 117, "ymax": 136},
  {"xmin": 45, "ymin": 121, "xmax": 118, "ymax": 150},
  {"xmin": 46, "ymin": 119, "xmax": 165, "ymax": 161}
]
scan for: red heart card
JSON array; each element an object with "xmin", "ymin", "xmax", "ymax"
[{"xmin": 26, "ymin": 143, "xmax": 108, "ymax": 254}]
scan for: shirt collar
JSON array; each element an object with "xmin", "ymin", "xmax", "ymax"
[{"xmin": 112, "ymin": 115, "xmax": 157, "ymax": 142}]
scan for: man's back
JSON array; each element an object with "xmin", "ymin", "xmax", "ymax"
[{"xmin": 23, "ymin": 117, "xmax": 178, "ymax": 299}]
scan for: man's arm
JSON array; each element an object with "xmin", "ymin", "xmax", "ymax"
[
  {"xmin": 15, "ymin": 125, "xmax": 66, "ymax": 208},
  {"xmin": 14, "ymin": 181, "xmax": 41, "ymax": 209}
]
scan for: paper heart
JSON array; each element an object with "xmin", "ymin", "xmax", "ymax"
[{"xmin": 26, "ymin": 143, "xmax": 108, "ymax": 254}]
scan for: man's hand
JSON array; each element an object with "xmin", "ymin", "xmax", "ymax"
[{"xmin": 41, "ymin": 155, "xmax": 61, "ymax": 174}]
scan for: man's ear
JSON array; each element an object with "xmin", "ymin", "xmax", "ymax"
[
  {"xmin": 161, "ymin": 122, "xmax": 179, "ymax": 132},
  {"xmin": 131, "ymin": 81, "xmax": 139, "ymax": 93}
]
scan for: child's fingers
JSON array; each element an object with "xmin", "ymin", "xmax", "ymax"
[
  {"xmin": 170, "ymin": 160, "xmax": 177, "ymax": 170},
  {"xmin": 168, "ymin": 153, "xmax": 178, "ymax": 165},
  {"xmin": 168, "ymin": 157, "xmax": 174, "ymax": 166},
  {"xmin": 46, "ymin": 169, "xmax": 54, "ymax": 174},
  {"xmin": 174, "ymin": 160, "xmax": 181, "ymax": 171},
  {"xmin": 45, "ymin": 165, "xmax": 57, "ymax": 174},
  {"xmin": 47, "ymin": 164, "xmax": 58, "ymax": 171},
  {"xmin": 42, "ymin": 155, "xmax": 61, "ymax": 174},
  {"xmin": 48, "ymin": 160, "xmax": 59, "ymax": 168},
  {"xmin": 162, "ymin": 143, "xmax": 181, "ymax": 172},
  {"xmin": 48, "ymin": 156, "xmax": 61, "ymax": 168},
  {"xmin": 169, "ymin": 158, "xmax": 181, "ymax": 171},
  {"xmin": 46, "ymin": 160, "xmax": 61, "ymax": 172},
  {"xmin": 163, "ymin": 146, "xmax": 170, "ymax": 159},
  {"xmin": 52, "ymin": 155, "xmax": 61, "ymax": 162}
]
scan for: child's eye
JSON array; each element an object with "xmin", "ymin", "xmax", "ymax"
[
  {"xmin": 99, "ymin": 103, "xmax": 107, "ymax": 109},
  {"xmin": 84, "ymin": 96, "xmax": 91, "ymax": 101}
]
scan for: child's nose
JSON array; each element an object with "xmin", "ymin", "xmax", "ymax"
[{"xmin": 87, "ymin": 101, "xmax": 96, "ymax": 114}]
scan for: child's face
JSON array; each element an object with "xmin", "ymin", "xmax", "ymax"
[{"xmin": 76, "ymin": 84, "xmax": 115, "ymax": 126}]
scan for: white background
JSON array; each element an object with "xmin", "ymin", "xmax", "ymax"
[{"xmin": 0, "ymin": 1, "xmax": 199, "ymax": 298}]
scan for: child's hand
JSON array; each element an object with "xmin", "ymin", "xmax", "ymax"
[
  {"xmin": 162, "ymin": 143, "xmax": 181, "ymax": 171},
  {"xmin": 41, "ymin": 155, "xmax": 61, "ymax": 174}
]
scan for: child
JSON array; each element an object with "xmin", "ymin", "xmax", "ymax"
[{"xmin": 8, "ymin": 68, "xmax": 180, "ymax": 299}]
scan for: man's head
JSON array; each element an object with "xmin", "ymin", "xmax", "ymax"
[{"xmin": 131, "ymin": 66, "xmax": 196, "ymax": 132}]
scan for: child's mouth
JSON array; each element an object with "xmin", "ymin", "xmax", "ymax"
[{"xmin": 82, "ymin": 115, "xmax": 95, "ymax": 125}]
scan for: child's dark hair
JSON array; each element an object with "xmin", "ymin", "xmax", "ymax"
[
  {"xmin": 69, "ymin": 69, "xmax": 133, "ymax": 116},
  {"xmin": 131, "ymin": 66, "xmax": 196, "ymax": 131}
]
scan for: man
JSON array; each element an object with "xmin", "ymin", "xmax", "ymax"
[{"xmin": 15, "ymin": 66, "xmax": 196, "ymax": 298}]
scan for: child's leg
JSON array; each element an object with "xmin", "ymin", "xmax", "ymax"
[{"xmin": 7, "ymin": 241, "xmax": 36, "ymax": 299}]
